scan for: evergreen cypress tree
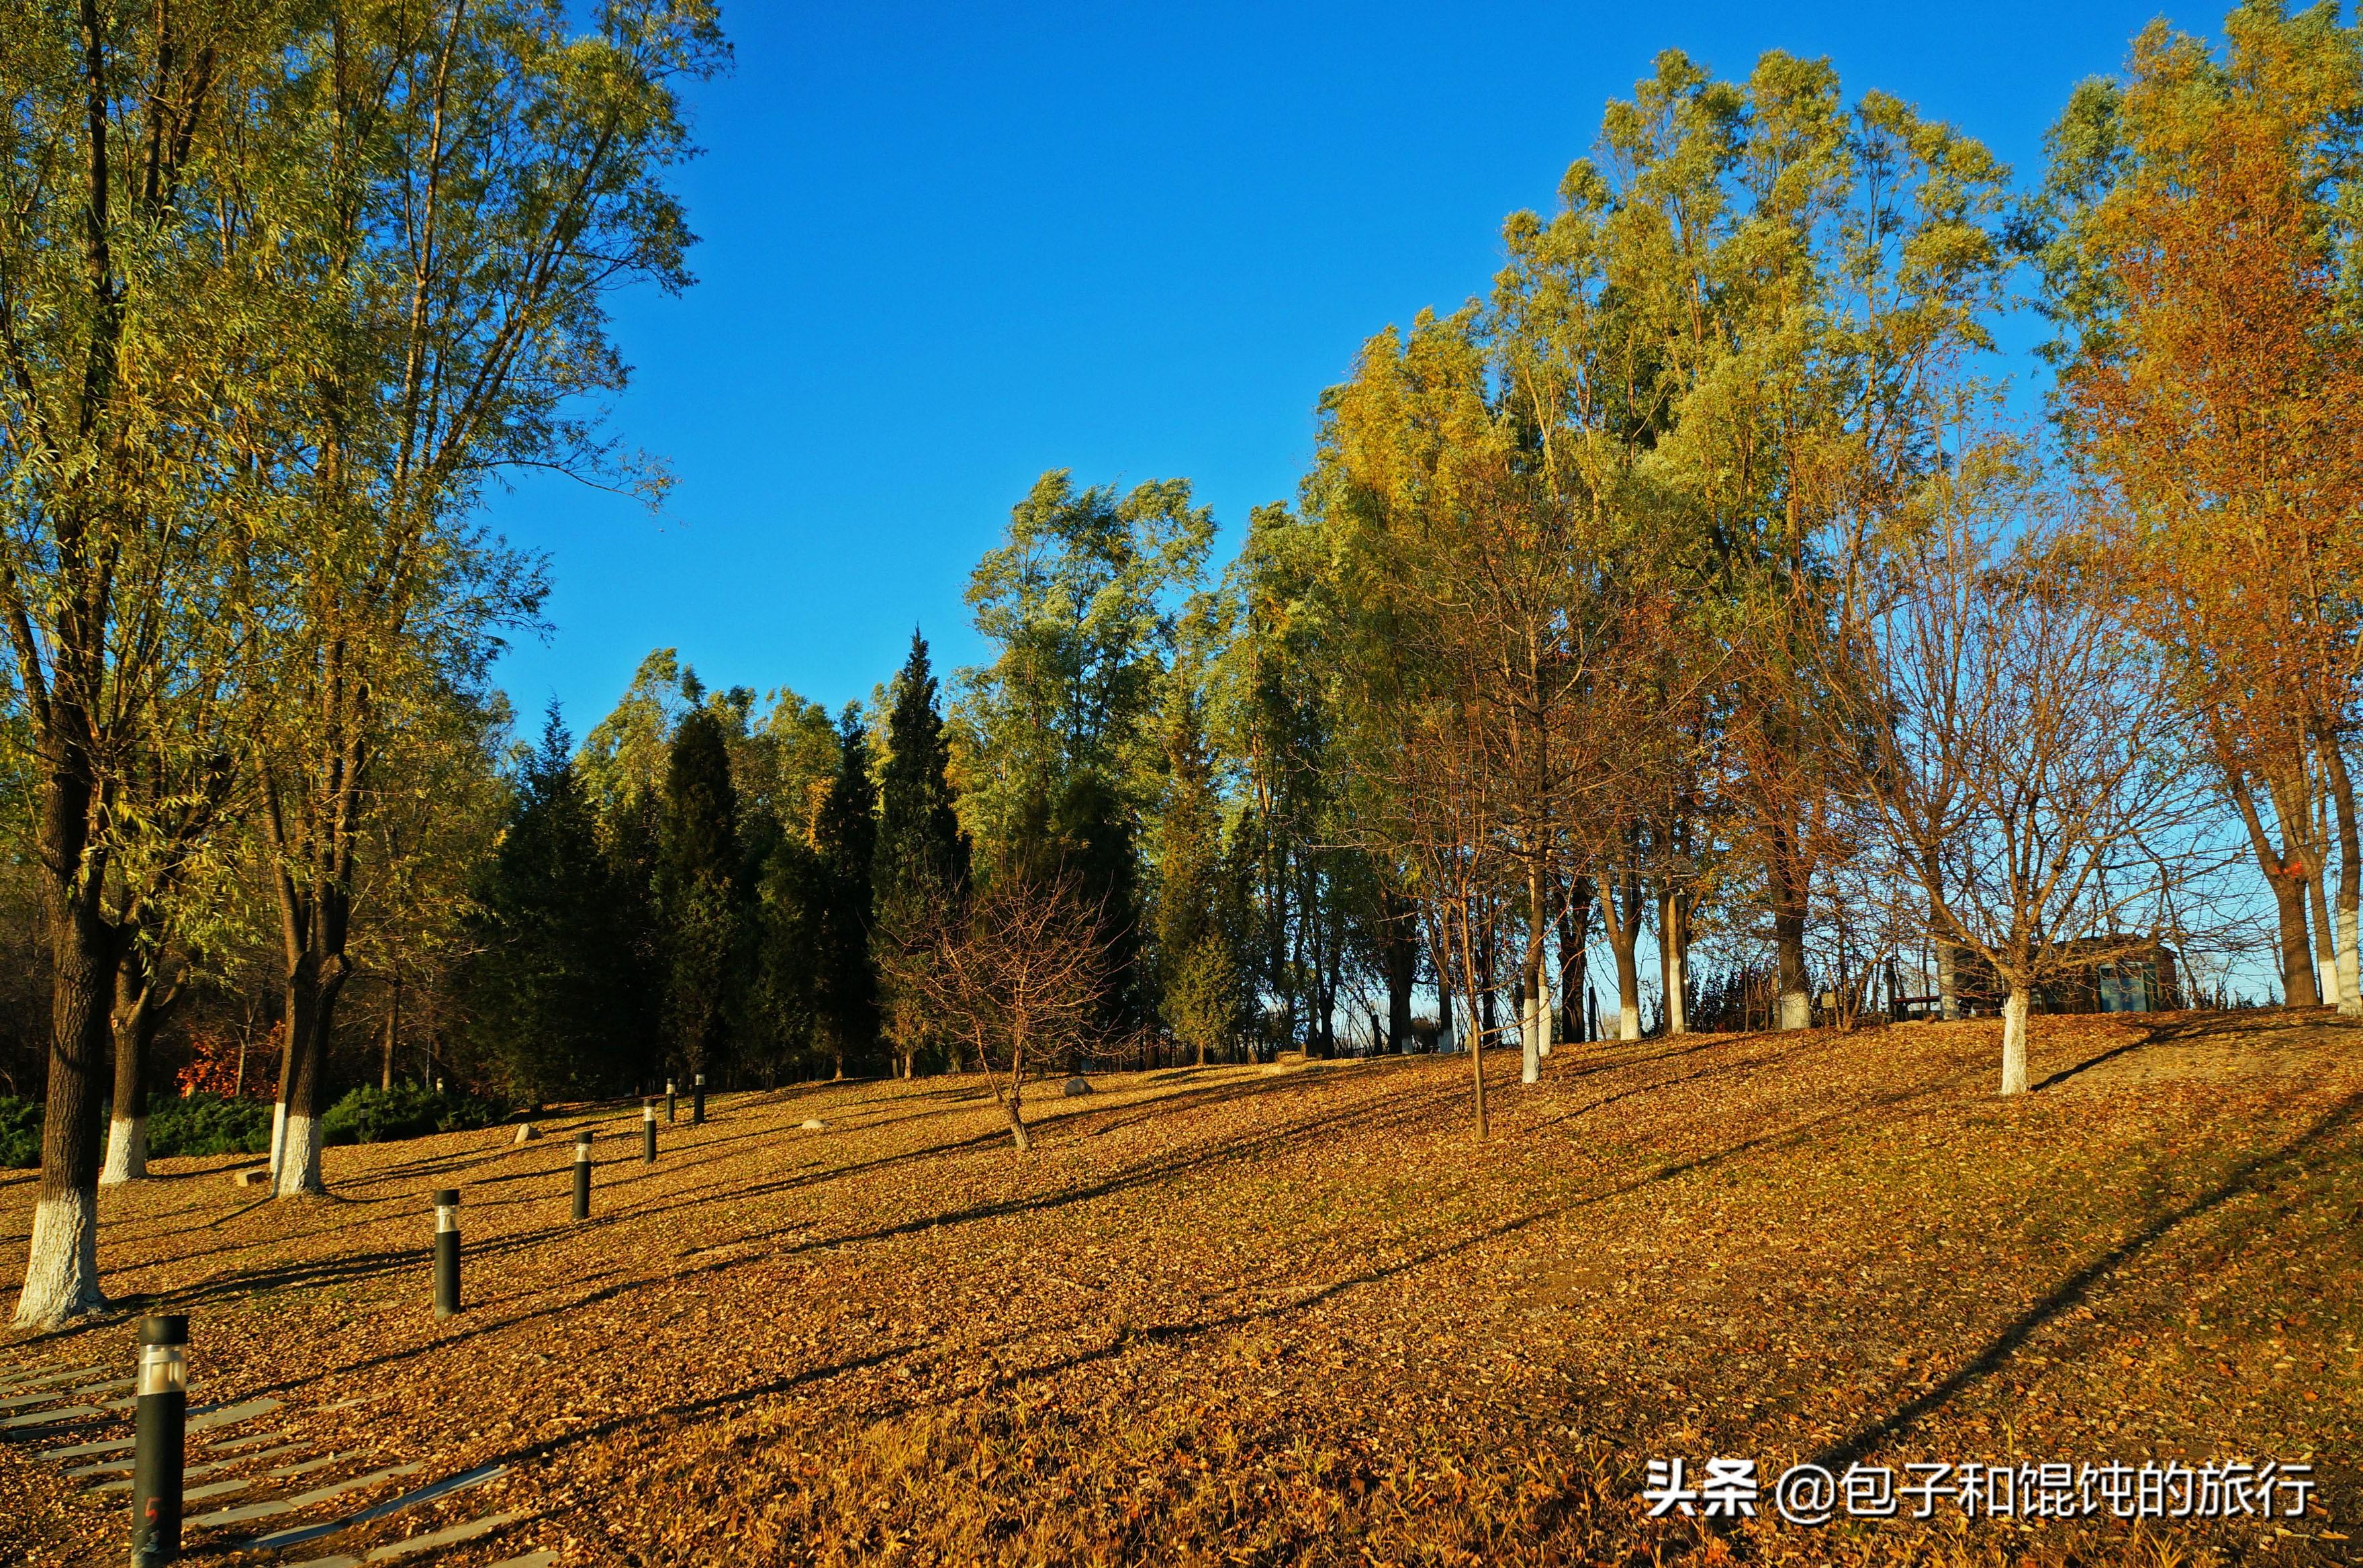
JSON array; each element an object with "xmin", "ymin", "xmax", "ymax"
[
  {"xmin": 812, "ymin": 704, "xmax": 880, "ymax": 1076},
  {"xmin": 874, "ymin": 632, "xmax": 970, "ymax": 1074},
  {"xmin": 602, "ymin": 780, "xmax": 667, "ymax": 1084},
  {"xmin": 464, "ymin": 706, "xmax": 637, "ymax": 1101},
  {"xmin": 657, "ymin": 706, "xmax": 744, "ymax": 1085}
]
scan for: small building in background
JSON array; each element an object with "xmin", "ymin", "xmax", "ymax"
[{"xmin": 1947, "ymin": 939, "xmax": 2184, "ymax": 1017}]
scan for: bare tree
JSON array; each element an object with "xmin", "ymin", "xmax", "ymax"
[
  {"xmin": 1845, "ymin": 456, "xmax": 2233, "ymax": 1093},
  {"xmin": 891, "ymin": 876, "xmax": 1107, "ymax": 1152}
]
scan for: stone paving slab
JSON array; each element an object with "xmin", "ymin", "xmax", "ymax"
[
  {"xmin": 240, "ymin": 1462, "xmax": 506, "ymax": 1554},
  {"xmin": 485, "ymin": 1552, "xmax": 557, "ymax": 1568},
  {"xmin": 190, "ymin": 1462, "xmax": 424, "ymax": 1529},
  {"xmin": 287, "ymin": 1510, "xmax": 530, "ymax": 1568},
  {"xmin": 365, "ymin": 1509, "xmax": 524, "ymax": 1561},
  {"xmin": 94, "ymin": 1472, "xmax": 254, "ymax": 1502},
  {"xmin": 186, "ymin": 1397, "xmax": 281, "ymax": 1432},
  {"xmin": 1, "ymin": 1403, "xmax": 103, "ymax": 1429},
  {"xmin": 34, "ymin": 1434, "xmax": 135, "ymax": 1461},
  {"xmin": 0, "ymin": 1363, "xmax": 102, "ymax": 1391},
  {"xmin": 204, "ymin": 1428, "xmax": 291, "ymax": 1453},
  {"xmin": 0, "ymin": 1387, "xmax": 88, "ymax": 1411}
]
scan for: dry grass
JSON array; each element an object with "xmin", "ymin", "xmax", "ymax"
[{"xmin": 1, "ymin": 1011, "xmax": 2358, "ymax": 1565}]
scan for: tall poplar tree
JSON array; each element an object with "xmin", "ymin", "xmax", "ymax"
[
  {"xmin": 0, "ymin": 1, "xmax": 291, "ymax": 1322},
  {"xmin": 252, "ymin": 0, "xmax": 726, "ymax": 1199}
]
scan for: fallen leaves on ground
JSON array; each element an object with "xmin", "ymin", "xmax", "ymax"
[{"xmin": 1, "ymin": 1011, "xmax": 2358, "ymax": 1566}]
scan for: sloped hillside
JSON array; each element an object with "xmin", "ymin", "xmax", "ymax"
[{"xmin": 1, "ymin": 1013, "xmax": 2357, "ymax": 1565}]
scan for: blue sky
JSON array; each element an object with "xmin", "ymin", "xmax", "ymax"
[{"xmin": 485, "ymin": 0, "xmax": 2192, "ymax": 734}]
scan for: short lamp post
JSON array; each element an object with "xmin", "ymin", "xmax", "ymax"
[
  {"xmin": 432, "ymin": 1189, "xmax": 461, "ymax": 1318},
  {"xmin": 572, "ymin": 1129, "xmax": 593, "ymax": 1220},
  {"xmin": 643, "ymin": 1100, "xmax": 657, "ymax": 1164},
  {"xmin": 692, "ymin": 1072, "xmax": 706, "ymax": 1125},
  {"xmin": 130, "ymin": 1313, "xmax": 188, "ymax": 1567},
  {"xmin": 665, "ymin": 1078, "xmax": 677, "ymax": 1123}
]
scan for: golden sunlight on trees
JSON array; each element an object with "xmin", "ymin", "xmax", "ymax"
[{"xmin": 1, "ymin": 10, "xmax": 2360, "ymax": 1561}]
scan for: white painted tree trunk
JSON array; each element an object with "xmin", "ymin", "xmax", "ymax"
[
  {"xmin": 1618, "ymin": 1000, "xmax": 1640, "ymax": 1042},
  {"xmin": 2311, "ymin": 873, "xmax": 2340, "ymax": 1009},
  {"xmin": 1936, "ymin": 943, "xmax": 1959, "ymax": 1021},
  {"xmin": 273, "ymin": 1112, "xmax": 324, "ymax": 1197},
  {"xmin": 1664, "ymin": 943, "xmax": 1688, "ymax": 1036},
  {"xmin": 13, "ymin": 1191, "xmax": 103, "ymax": 1328},
  {"xmin": 1999, "ymin": 986, "xmax": 2031, "ymax": 1096},
  {"xmin": 1520, "ymin": 994, "xmax": 1540, "ymax": 1084},
  {"xmin": 1778, "ymin": 990, "xmax": 1812, "ymax": 1031},
  {"xmin": 2342, "ymin": 905, "xmax": 2361, "ymax": 1017},
  {"xmin": 100, "ymin": 1116, "xmax": 147, "ymax": 1185}
]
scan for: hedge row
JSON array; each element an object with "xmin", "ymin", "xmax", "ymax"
[{"xmin": 0, "ymin": 1083, "xmax": 511, "ymax": 1168}]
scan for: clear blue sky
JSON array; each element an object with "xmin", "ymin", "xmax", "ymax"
[{"xmin": 485, "ymin": 0, "xmax": 2194, "ymax": 735}]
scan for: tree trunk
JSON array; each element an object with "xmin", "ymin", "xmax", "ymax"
[
  {"xmin": 101, "ymin": 948, "xmax": 167, "ymax": 1185},
  {"xmin": 2321, "ymin": 732, "xmax": 2362, "ymax": 1015},
  {"xmin": 1998, "ymin": 983, "xmax": 2031, "ymax": 1096},
  {"xmin": 16, "ymin": 849, "xmax": 118, "ymax": 1328},
  {"xmin": 1768, "ymin": 821, "xmax": 1811, "ymax": 1030},
  {"xmin": 379, "ymin": 982, "xmax": 400, "ymax": 1091},
  {"xmin": 2274, "ymin": 875, "xmax": 2321, "ymax": 1006},
  {"xmin": 1656, "ymin": 879, "xmax": 1691, "ymax": 1037},
  {"xmin": 1521, "ymin": 863, "xmax": 1546, "ymax": 1084},
  {"xmin": 1602, "ymin": 867, "xmax": 1644, "ymax": 1042},
  {"xmin": 1000, "ymin": 1046, "xmax": 1030, "ymax": 1151},
  {"xmin": 1383, "ymin": 889, "xmax": 1416, "ymax": 1052},
  {"xmin": 2308, "ymin": 858, "xmax": 2341, "ymax": 1010},
  {"xmin": 1612, "ymin": 937, "xmax": 1640, "ymax": 1040},
  {"xmin": 274, "ymin": 946, "xmax": 346, "ymax": 1198},
  {"xmin": 2228, "ymin": 767, "xmax": 2322, "ymax": 1007},
  {"xmin": 1555, "ymin": 875, "xmax": 1591, "ymax": 1044}
]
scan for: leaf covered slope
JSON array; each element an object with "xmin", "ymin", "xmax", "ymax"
[{"xmin": 1, "ymin": 1014, "xmax": 2357, "ymax": 1565}]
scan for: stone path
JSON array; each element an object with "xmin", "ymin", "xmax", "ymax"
[{"xmin": 2, "ymin": 1346, "xmax": 543, "ymax": 1563}]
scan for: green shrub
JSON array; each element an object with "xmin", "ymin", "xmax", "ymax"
[
  {"xmin": 322, "ymin": 1082, "xmax": 506, "ymax": 1146},
  {"xmin": 146, "ymin": 1094, "xmax": 273, "ymax": 1159},
  {"xmin": 0, "ymin": 1095, "xmax": 38, "ymax": 1168}
]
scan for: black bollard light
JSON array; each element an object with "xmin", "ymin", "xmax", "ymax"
[
  {"xmin": 432, "ymin": 1189, "xmax": 461, "ymax": 1319},
  {"xmin": 643, "ymin": 1100, "xmax": 657, "ymax": 1163},
  {"xmin": 130, "ymin": 1313, "xmax": 188, "ymax": 1567},
  {"xmin": 572, "ymin": 1129, "xmax": 593, "ymax": 1220},
  {"xmin": 665, "ymin": 1078, "xmax": 677, "ymax": 1123},
  {"xmin": 692, "ymin": 1072, "xmax": 706, "ymax": 1125}
]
